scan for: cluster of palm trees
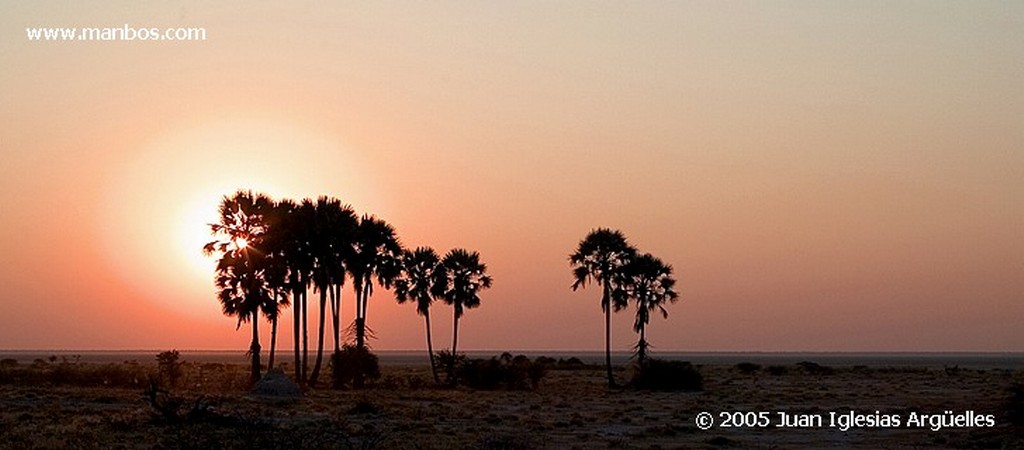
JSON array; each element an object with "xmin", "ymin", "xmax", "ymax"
[
  {"xmin": 203, "ymin": 190, "xmax": 492, "ymax": 385},
  {"xmin": 570, "ymin": 228, "xmax": 679, "ymax": 388}
]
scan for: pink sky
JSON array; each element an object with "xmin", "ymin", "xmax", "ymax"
[{"xmin": 1, "ymin": 2, "xmax": 1021, "ymax": 352}]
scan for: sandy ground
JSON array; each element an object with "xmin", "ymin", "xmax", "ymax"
[{"xmin": 0, "ymin": 362, "xmax": 1021, "ymax": 449}]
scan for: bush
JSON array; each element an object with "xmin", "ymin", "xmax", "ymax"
[
  {"xmin": 457, "ymin": 354, "xmax": 549, "ymax": 390},
  {"xmin": 631, "ymin": 359, "xmax": 703, "ymax": 391},
  {"xmin": 435, "ymin": 350, "xmax": 466, "ymax": 384},
  {"xmin": 459, "ymin": 358, "xmax": 506, "ymax": 390},
  {"xmin": 331, "ymin": 345, "xmax": 380, "ymax": 389},
  {"xmin": 534, "ymin": 356, "xmax": 556, "ymax": 366},
  {"xmin": 1008, "ymin": 382, "xmax": 1024, "ymax": 427},
  {"xmin": 735, "ymin": 362, "xmax": 761, "ymax": 374},
  {"xmin": 797, "ymin": 361, "xmax": 834, "ymax": 376},
  {"xmin": 157, "ymin": 350, "xmax": 184, "ymax": 387},
  {"xmin": 767, "ymin": 365, "xmax": 788, "ymax": 376}
]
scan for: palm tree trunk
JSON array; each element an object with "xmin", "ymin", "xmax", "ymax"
[
  {"xmin": 603, "ymin": 283, "xmax": 615, "ymax": 388},
  {"xmin": 334, "ymin": 284, "xmax": 342, "ymax": 353},
  {"xmin": 268, "ymin": 314, "xmax": 278, "ymax": 370},
  {"xmin": 250, "ymin": 311, "xmax": 262, "ymax": 383},
  {"xmin": 293, "ymin": 281, "xmax": 301, "ymax": 381},
  {"xmin": 450, "ymin": 309, "xmax": 460, "ymax": 386},
  {"xmin": 309, "ymin": 287, "xmax": 328, "ymax": 385},
  {"xmin": 302, "ymin": 289, "xmax": 309, "ymax": 383},
  {"xmin": 356, "ymin": 282, "xmax": 370, "ymax": 349},
  {"xmin": 353, "ymin": 281, "xmax": 363, "ymax": 349},
  {"xmin": 425, "ymin": 309, "xmax": 439, "ymax": 384},
  {"xmin": 354, "ymin": 282, "xmax": 372, "ymax": 388},
  {"xmin": 329, "ymin": 284, "xmax": 340, "ymax": 353},
  {"xmin": 638, "ymin": 324, "xmax": 647, "ymax": 367}
]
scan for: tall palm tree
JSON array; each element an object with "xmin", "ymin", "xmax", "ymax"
[
  {"xmin": 620, "ymin": 253, "xmax": 679, "ymax": 366},
  {"xmin": 569, "ymin": 228, "xmax": 636, "ymax": 388},
  {"xmin": 278, "ymin": 198, "xmax": 315, "ymax": 383},
  {"xmin": 394, "ymin": 247, "xmax": 443, "ymax": 384},
  {"xmin": 260, "ymin": 200, "xmax": 295, "ymax": 371},
  {"xmin": 308, "ymin": 197, "xmax": 357, "ymax": 386},
  {"xmin": 436, "ymin": 248, "xmax": 493, "ymax": 385},
  {"xmin": 204, "ymin": 191, "xmax": 275, "ymax": 383},
  {"xmin": 348, "ymin": 215, "xmax": 403, "ymax": 350}
]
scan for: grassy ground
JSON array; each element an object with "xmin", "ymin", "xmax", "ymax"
[{"xmin": 0, "ymin": 359, "xmax": 1021, "ymax": 449}]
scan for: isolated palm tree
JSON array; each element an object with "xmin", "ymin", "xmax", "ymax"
[
  {"xmin": 308, "ymin": 197, "xmax": 357, "ymax": 385},
  {"xmin": 204, "ymin": 191, "xmax": 275, "ymax": 382},
  {"xmin": 620, "ymin": 253, "xmax": 679, "ymax": 366},
  {"xmin": 436, "ymin": 248, "xmax": 493, "ymax": 384},
  {"xmin": 569, "ymin": 228, "xmax": 636, "ymax": 388},
  {"xmin": 394, "ymin": 247, "xmax": 443, "ymax": 384},
  {"xmin": 348, "ymin": 215, "xmax": 403, "ymax": 351}
]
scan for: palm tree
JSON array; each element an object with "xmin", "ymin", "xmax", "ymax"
[
  {"xmin": 278, "ymin": 198, "xmax": 315, "ymax": 383},
  {"xmin": 308, "ymin": 197, "xmax": 357, "ymax": 386},
  {"xmin": 569, "ymin": 228, "xmax": 636, "ymax": 388},
  {"xmin": 260, "ymin": 202, "xmax": 292, "ymax": 370},
  {"xmin": 394, "ymin": 247, "xmax": 443, "ymax": 384},
  {"xmin": 620, "ymin": 253, "xmax": 679, "ymax": 366},
  {"xmin": 204, "ymin": 191, "xmax": 275, "ymax": 383},
  {"xmin": 436, "ymin": 248, "xmax": 493, "ymax": 385},
  {"xmin": 349, "ymin": 215, "xmax": 403, "ymax": 350}
]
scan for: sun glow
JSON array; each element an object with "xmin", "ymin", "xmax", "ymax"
[{"xmin": 98, "ymin": 114, "xmax": 377, "ymax": 317}]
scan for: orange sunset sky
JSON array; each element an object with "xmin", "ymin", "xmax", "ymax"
[{"xmin": 1, "ymin": 2, "xmax": 1021, "ymax": 352}]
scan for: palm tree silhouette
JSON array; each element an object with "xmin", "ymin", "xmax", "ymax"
[
  {"xmin": 436, "ymin": 248, "xmax": 493, "ymax": 385},
  {"xmin": 260, "ymin": 202, "xmax": 292, "ymax": 370},
  {"xmin": 349, "ymin": 215, "xmax": 403, "ymax": 350},
  {"xmin": 620, "ymin": 253, "xmax": 678, "ymax": 366},
  {"xmin": 394, "ymin": 247, "xmax": 444, "ymax": 384},
  {"xmin": 569, "ymin": 228, "xmax": 636, "ymax": 388},
  {"xmin": 277, "ymin": 198, "xmax": 316, "ymax": 383},
  {"xmin": 308, "ymin": 197, "xmax": 357, "ymax": 386},
  {"xmin": 204, "ymin": 191, "xmax": 275, "ymax": 383}
]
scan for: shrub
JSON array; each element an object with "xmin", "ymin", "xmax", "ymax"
[
  {"xmin": 767, "ymin": 365, "xmax": 788, "ymax": 376},
  {"xmin": 331, "ymin": 345, "xmax": 380, "ymax": 389},
  {"xmin": 797, "ymin": 361, "xmax": 834, "ymax": 375},
  {"xmin": 1008, "ymin": 382, "xmax": 1024, "ymax": 427},
  {"xmin": 534, "ymin": 356, "xmax": 556, "ymax": 366},
  {"xmin": 435, "ymin": 350, "xmax": 466, "ymax": 384},
  {"xmin": 735, "ymin": 362, "xmax": 761, "ymax": 374},
  {"xmin": 460, "ymin": 358, "xmax": 506, "ymax": 390},
  {"xmin": 157, "ymin": 350, "xmax": 184, "ymax": 387},
  {"xmin": 0, "ymin": 359, "xmax": 17, "ymax": 368},
  {"xmin": 631, "ymin": 359, "xmax": 702, "ymax": 391},
  {"xmin": 457, "ymin": 354, "xmax": 549, "ymax": 390}
]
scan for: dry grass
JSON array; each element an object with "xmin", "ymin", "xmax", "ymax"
[{"xmin": 0, "ymin": 360, "xmax": 1021, "ymax": 449}]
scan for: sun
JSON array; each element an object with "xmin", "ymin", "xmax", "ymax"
[
  {"xmin": 233, "ymin": 237, "xmax": 249, "ymax": 251},
  {"xmin": 99, "ymin": 114, "xmax": 379, "ymax": 318}
]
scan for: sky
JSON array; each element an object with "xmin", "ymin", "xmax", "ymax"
[{"xmin": 1, "ymin": 1, "xmax": 1021, "ymax": 352}]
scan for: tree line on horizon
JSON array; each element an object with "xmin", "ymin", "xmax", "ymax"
[
  {"xmin": 204, "ymin": 191, "xmax": 680, "ymax": 390},
  {"xmin": 203, "ymin": 190, "xmax": 492, "ymax": 386}
]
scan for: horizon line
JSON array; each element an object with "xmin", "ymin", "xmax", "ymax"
[{"xmin": 3, "ymin": 349, "xmax": 1023, "ymax": 355}]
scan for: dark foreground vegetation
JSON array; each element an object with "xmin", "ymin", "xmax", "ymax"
[{"xmin": 1, "ymin": 355, "xmax": 1022, "ymax": 449}]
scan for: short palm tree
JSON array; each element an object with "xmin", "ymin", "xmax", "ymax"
[
  {"xmin": 620, "ymin": 253, "xmax": 679, "ymax": 366},
  {"xmin": 436, "ymin": 248, "xmax": 493, "ymax": 385},
  {"xmin": 204, "ymin": 191, "xmax": 275, "ymax": 383},
  {"xmin": 569, "ymin": 228, "xmax": 636, "ymax": 388},
  {"xmin": 394, "ymin": 247, "xmax": 443, "ymax": 384}
]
